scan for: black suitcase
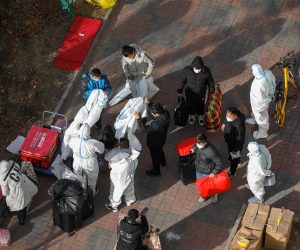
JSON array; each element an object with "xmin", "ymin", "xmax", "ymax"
[
  {"xmin": 179, "ymin": 154, "xmax": 196, "ymax": 185},
  {"xmin": 82, "ymin": 187, "xmax": 94, "ymax": 220},
  {"xmin": 52, "ymin": 201, "xmax": 83, "ymax": 235}
]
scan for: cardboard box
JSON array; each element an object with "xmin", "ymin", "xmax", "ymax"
[
  {"xmin": 230, "ymin": 227, "xmax": 263, "ymax": 250},
  {"xmin": 20, "ymin": 125, "xmax": 59, "ymax": 168},
  {"xmin": 242, "ymin": 203, "xmax": 270, "ymax": 230},
  {"xmin": 265, "ymin": 208, "xmax": 294, "ymax": 250}
]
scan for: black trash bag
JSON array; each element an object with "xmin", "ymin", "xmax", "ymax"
[
  {"xmin": 174, "ymin": 96, "xmax": 188, "ymax": 127},
  {"xmin": 96, "ymin": 125, "xmax": 117, "ymax": 149},
  {"xmin": 49, "ymin": 179, "xmax": 84, "ymax": 215}
]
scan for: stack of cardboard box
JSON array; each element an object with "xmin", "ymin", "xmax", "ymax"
[{"xmin": 230, "ymin": 204, "xmax": 294, "ymax": 250}]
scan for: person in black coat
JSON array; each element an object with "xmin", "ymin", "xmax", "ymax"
[
  {"xmin": 191, "ymin": 133, "xmax": 225, "ymax": 203},
  {"xmin": 221, "ymin": 107, "xmax": 246, "ymax": 177},
  {"xmin": 134, "ymin": 103, "xmax": 170, "ymax": 176},
  {"xmin": 177, "ymin": 56, "xmax": 215, "ymax": 125},
  {"xmin": 116, "ymin": 208, "xmax": 149, "ymax": 250}
]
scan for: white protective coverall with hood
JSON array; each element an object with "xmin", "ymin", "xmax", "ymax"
[
  {"xmin": 247, "ymin": 64, "xmax": 276, "ymax": 139},
  {"xmin": 74, "ymin": 89, "xmax": 108, "ymax": 127},
  {"xmin": 68, "ymin": 123, "xmax": 105, "ymax": 194},
  {"xmin": 114, "ymin": 97, "xmax": 147, "ymax": 139},
  {"xmin": 121, "ymin": 44, "xmax": 156, "ymax": 98},
  {"xmin": 0, "ymin": 160, "xmax": 38, "ymax": 212},
  {"xmin": 105, "ymin": 133, "xmax": 142, "ymax": 208},
  {"xmin": 61, "ymin": 121, "xmax": 81, "ymax": 160},
  {"xmin": 246, "ymin": 142, "xmax": 272, "ymax": 204}
]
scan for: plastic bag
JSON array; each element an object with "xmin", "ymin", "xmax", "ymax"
[
  {"xmin": 196, "ymin": 171, "xmax": 231, "ymax": 199},
  {"xmin": 62, "ymin": 168, "xmax": 86, "ymax": 189},
  {"xmin": 0, "ymin": 229, "xmax": 10, "ymax": 247},
  {"xmin": 51, "ymin": 155, "xmax": 67, "ymax": 179}
]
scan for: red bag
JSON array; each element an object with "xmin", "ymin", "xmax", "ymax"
[
  {"xmin": 20, "ymin": 125, "xmax": 59, "ymax": 168},
  {"xmin": 196, "ymin": 171, "xmax": 231, "ymax": 199},
  {"xmin": 175, "ymin": 137, "xmax": 197, "ymax": 157}
]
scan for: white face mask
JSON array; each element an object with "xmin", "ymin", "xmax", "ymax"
[
  {"xmin": 196, "ymin": 143, "xmax": 204, "ymax": 149},
  {"xmin": 90, "ymin": 76, "xmax": 99, "ymax": 81},
  {"xmin": 226, "ymin": 116, "xmax": 234, "ymax": 122},
  {"xmin": 193, "ymin": 68, "xmax": 201, "ymax": 74}
]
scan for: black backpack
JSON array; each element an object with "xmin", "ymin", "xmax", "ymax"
[{"xmin": 174, "ymin": 96, "xmax": 188, "ymax": 127}]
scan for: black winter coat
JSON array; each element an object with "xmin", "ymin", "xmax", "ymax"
[
  {"xmin": 116, "ymin": 216, "xmax": 149, "ymax": 250},
  {"xmin": 178, "ymin": 57, "xmax": 215, "ymax": 97},
  {"xmin": 223, "ymin": 112, "xmax": 246, "ymax": 152},
  {"xmin": 138, "ymin": 110, "xmax": 170, "ymax": 148},
  {"xmin": 194, "ymin": 144, "xmax": 224, "ymax": 174}
]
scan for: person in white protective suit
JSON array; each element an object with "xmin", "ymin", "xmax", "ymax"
[
  {"xmin": 246, "ymin": 64, "xmax": 276, "ymax": 139},
  {"xmin": 61, "ymin": 121, "xmax": 81, "ymax": 160},
  {"xmin": 121, "ymin": 44, "xmax": 155, "ymax": 98},
  {"xmin": 246, "ymin": 142, "xmax": 272, "ymax": 204},
  {"xmin": 104, "ymin": 133, "xmax": 142, "ymax": 212},
  {"xmin": 0, "ymin": 160, "xmax": 38, "ymax": 225},
  {"xmin": 68, "ymin": 123, "xmax": 105, "ymax": 194},
  {"xmin": 114, "ymin": 96, "xmax": 148, "ymax": 139},
  {"xmin": 74, "ymin": 89, "xmax": 108, "ymax": 128}
]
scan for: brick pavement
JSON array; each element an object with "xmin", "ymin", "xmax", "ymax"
[{"xmin": 6, "ymin": 0, "xmax": 300, "ymax": 249}]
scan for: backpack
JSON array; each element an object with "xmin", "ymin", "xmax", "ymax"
[{"xmin": 174, "ymin": 96, "xmax": 188, "ymax": 127}]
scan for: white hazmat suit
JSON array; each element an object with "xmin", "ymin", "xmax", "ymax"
[
  {"xmin": 0, "ymin": 160, "xmax": 38, "ymax": 212},
  {"xmin": 247, "ymin": 142, "xmax": 272, "ymax": 204},
  {"xmin": 74, "ymin": 89, "xmax": 108, "ymax": 127},
  {"xmin": 68, "ymin": 123, "xmax": 105, "ymax": 193},
  {"xmin": 247, "ymin": 64, "xmax": 276, "ymax": 139},
  {"xmin": 105, "ymin": 133, "xmax": 142, "ymax": 208},
  {"xmin": 114, "ymin": 97, "xmax": 147, "ymax": 139},
  {"xmin": 61, "ymin": 121, "xmax": 81, "ymax": 160}
]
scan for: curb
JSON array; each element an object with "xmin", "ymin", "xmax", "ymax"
[{"xmin": 53, "ymin": 3, "xmax": 120, "ymax": 115}]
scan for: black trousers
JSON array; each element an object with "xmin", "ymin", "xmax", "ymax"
[
  {"xmin": 185, "ymin": 89, "xmax": 205, "ymax": 116},
  {"xmin": 148, "ymin": 146, "xmax": 166, "ymax": 175},
  {"xmin": 17, "ymin": 207, "xmax": 27, "ymax": 225},
  {"xmin": 228, "ymin": 148, "xmax": 241, "ymax": 176}
]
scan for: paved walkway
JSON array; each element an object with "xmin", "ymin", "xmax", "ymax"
[{"xmin": 7, "ymin": 1, "xmax": 300, "ymax": 249}]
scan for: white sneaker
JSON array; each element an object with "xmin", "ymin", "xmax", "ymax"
[
  {"xmin": 126, "ymin": 200, "xmax": 136, "ymax": 206},
  {"xmin": 248, "ymin": 196, "xmax": 263, "ymax": 204},
  {"xmin": 198, "ymin": 115, "xmax": 204, "ymax": 126},
  {"xmin": 210, "ymin": 194, "xmax": 218, "ymax": 203},
  {"xmin": 245, "ymin": 117, "xmax": 257, "ymax": 125},
  {"xmin": 188, "ymin": 115, "xmax": 195, "ymax": 124},
  {"xmin": 253, "ymin": 130, "xmax": 268, "ymax": 139}
]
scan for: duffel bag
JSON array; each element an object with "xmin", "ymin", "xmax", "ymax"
[
  {"xmin": 196, "ymin": 171, "xmax": 231, "ymax": 199},
  {"xmin": 175, "ymin": 137, "xmax": 197, "ymax": 157}
]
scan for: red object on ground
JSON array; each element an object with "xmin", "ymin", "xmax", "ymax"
[
  {"xmin": 20, "ymin": 125, "xmax": 59, "ymax": 168},
  {"xmin": 53, "ymin": 16, "xmax": 103, "ymax": 71},
  {"xmin": 176, "ymin": 137, "xmax": 197, "ymax": 157},
  {"xmin": 196, "ymin": 171, "xmax": 231, "ymax": 199}
]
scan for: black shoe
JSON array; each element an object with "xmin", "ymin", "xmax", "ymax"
[
  {"xmin": 146, "ymin": 170, "xmax": 160, "ymax": 176},
  {"xmin": 95, "ymin": 122, "xmax": 102, "ymax": 129},
  {"xmin": 105, "ymin": 203, "xmax": 118, "ymax": 212},
  {"xmin": 19, "ymin": 218, "xmax": 25, "ymax": 225}
]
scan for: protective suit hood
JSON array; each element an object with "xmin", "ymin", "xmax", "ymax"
[
  {"xmin": 252, "ymin": 64, "xmax": 265, "ymax": 79},
  {"xmin": 247, "ymin": 141, "xmax": 260, "ymax": 156},
  {"xmin": 191, "ymin": 56, "xmax": 205, "ymax": 69},
  {"xmin": 79, "ymin": 123, "xmax": 91, "ymax": 140}
]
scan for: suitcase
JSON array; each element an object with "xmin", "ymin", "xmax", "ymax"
[
  {"xmin": 20, "ymin": 125, "xmax": 59, "ymax": 168},
  {"xmin": 175, "ymin": 137, "xmax": 197, "ymax": 157},
  {"xmin": 196, "ymin": 170, "xmax": 231, "ymax": 199},
  {"xmin": 82, "ymin": 187, "xmax": 94, "ymax": 220},
  {"xmin": 179, "ymin": 154, "xmax": 196, "ymax": 185},
  {"xmin": 52, "ymin": 201, "xmax": 83, "ymax": 235}
]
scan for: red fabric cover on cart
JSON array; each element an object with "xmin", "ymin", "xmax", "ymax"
[
  {"xmin": 53, "ymin": 16, "xmax": 103, "ymax": 71},
  {"xmin": 196, "ymin": 170, "xmax": 231, "ymax": 199},
  {"xmin": 20, "ymin": 125, "xmax": 59, "ymax": 169},
  {"xmin": 176, "ymin": 137, "xmax": 197, "ymax": 157}
]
